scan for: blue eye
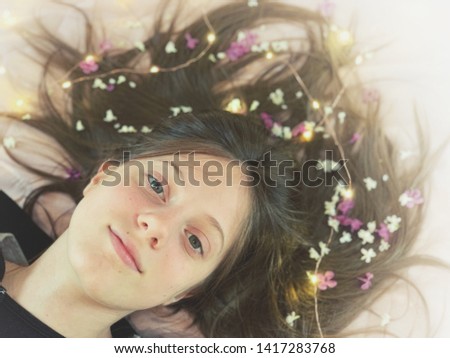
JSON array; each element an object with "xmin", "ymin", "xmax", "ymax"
[
  {"xmin": 188, "ymin": 233, "xmax": 204, "ymax": 255},
  {"xmin": 147, "ymin": 174, "xmax": 165, "ymax": 198}
]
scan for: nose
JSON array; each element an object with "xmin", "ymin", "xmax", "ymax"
[{"xmin": 137, "ymin": 212, "xmax": 172, "ymax": 250}]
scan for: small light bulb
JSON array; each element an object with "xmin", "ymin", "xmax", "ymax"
[
  {"xmin": 307, "ymin": 272, "xmax": 318, "ymax": 285},
  {"xmin": 149, "ymin": 65, "xmax": 160, "ymax": 73},
  {"xmin": 312, "ymin": 100, "xmax": 320, "ymax": 110},
  {"xmin": 15, "ymin": 99, "xmax": 25, "ymax": 107},
  {"xmin": 301, "ymin": 130, "xmax": 314, "ymax": 142},
  {"xmin": 342, "ymin": 188, "xmax": 354, "ymax": 199},
  {"xmin": 265, "ymin": 51, "xmax": 274, "ymax": 60},
  {"xmin": 207, "ymin": 33, "xmax": 216, "ymax": 43},
  {"xmin": 338, "ymin": 30, "xmax": 353, "ymax": 45},
  {"xmin": 355, "ymin": 55, "xmax": 363, "ymax": 65},
  {"xmin": 84, "ymin": 54, "xmax": 95, "ymax": 62},
  {"xmin": 62, "ymin": 81, "xmax": 72, "ymax": 89}
]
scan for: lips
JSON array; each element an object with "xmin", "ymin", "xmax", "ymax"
[{"xmin": 109, "ymin": 226, "xmax": 142, "ymax": 273}]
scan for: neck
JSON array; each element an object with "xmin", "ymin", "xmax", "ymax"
[{"xmin": 2, "ymin": 231, "xmax": 131, "ymax": 338}]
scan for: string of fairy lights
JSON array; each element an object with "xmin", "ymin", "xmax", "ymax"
[{"xmin": 1, "ymin": 3, "xmax": 376, "ymax": 338}]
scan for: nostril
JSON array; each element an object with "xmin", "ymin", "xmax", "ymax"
[{"xmin": 150, "ymin": 237, "xmax": 158, "ymax": 249}]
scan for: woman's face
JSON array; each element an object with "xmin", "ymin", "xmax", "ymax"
[{"xmin": 65, "ymin": 153, "xmax": 250, "ymax": 312}]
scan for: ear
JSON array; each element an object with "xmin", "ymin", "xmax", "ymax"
[{"xmin": 82, "ymin": 161, "xmax": 118, "ymax": 196}]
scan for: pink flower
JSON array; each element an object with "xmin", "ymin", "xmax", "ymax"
[
  {"xmin": 226, "ymin": 32, "xmax": 258, "ymax": 61},
  {"xmin": 99, "ymin": 40, "xmax": 113, "ymax": 53},
  {"xmin": 376, "ymin": 223, "xmax": 391, "ymax": 242},
  {"xmin": 318, "ymin": 0, "xmax": 336, "ymax": 18},
  {"xmin": 335, "ymin": 215, "xmax": 363, "ymax": 232},
  {"xmin": 337, "ymin": 199, "xmax": 354, "ymax": 215},
  {"xmin": 362, "ymin": 88, "xmax": 380, "ymax": 103},
  {"xmin": 292, "ymin": 122, "xmax": 306, "ymax": 136},
  {"xmin": 349, "ymin": 132, "xmax": 361, "ymax": 144},
  {"xmin": 260, "ymin": 112, "xmax": 274, "ymax": 129},
  {"xmin": 357, "ymin": 272, "xmax": 374, "ymax": 290},
  {"xmin": 106, "ymin": 84, "xmax": 115, "ymax": 92},
  {"xmin": 185, "ymin": 33, "xmax": 199, "ymax": 50},
  {"xmin": 399, "ymin": 188, "xmax": 424, "ymax": 208},
  {"xmin": 317, "ymin": 271, "xmax": 337, "ymax": 291},
  {"xmin": 79, "ymin": 58, "xmax": 99, "ymax": 74}
]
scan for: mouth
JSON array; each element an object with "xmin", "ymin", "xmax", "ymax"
[{"xmin": 109, "ymin": 226, "xmax": 142, "ymax": 273}]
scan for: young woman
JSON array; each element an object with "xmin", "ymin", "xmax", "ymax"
[{"xmin": 0, "ymin": 0, "xmax": 446, "ymax": 337}]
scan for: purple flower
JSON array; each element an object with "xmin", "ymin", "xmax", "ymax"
[
  {"xmin": 79, "ymin": 58, "xmax": 99, "ymax": 75},
  {"xmin": 260, "ymin": 112, "xmax": 274, "ymax": 129},
  {"xmin": 358, "ymin": 272, "xmax": 374, "ymax": 290},
  {"xmin": 225, "ymin": 31, "xmax": 258, "ymax": 61},
  {"xmin": 185, "ymin": 32, "xmax": 199, "ymax": 50},
  {"xmin": 66, "ymin": 168, "xmax": 81, "ymax": 180},
  {"xmin": 376, "ymin": 223, "xmax": 391, "ymax": 242},
  {"xmin": 106, "ymin": 84, "xmax": 115, "ymax": 92},
  {"xmin": 337, "ymin": 199, "xmax": 354, "ymax": 215}
]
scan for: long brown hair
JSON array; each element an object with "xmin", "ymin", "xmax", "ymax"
[{"xmin": 1, "ymin": 0, "xmax": 433, "ymax": 337}]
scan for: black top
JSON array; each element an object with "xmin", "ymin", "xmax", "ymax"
[{"xmin": 0, "ymin": 191, "xmax": 137, "ymax": 338}]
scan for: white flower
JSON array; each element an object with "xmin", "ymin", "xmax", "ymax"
[
  {"xmin": 382, "ymin": 174, "xmax": 389, "ymax": 182},
  {"xmin": 337, "ymin": 111, "xmax": 346, "ymax": 123},
  {"xmin": 129, "ymin": 81, "xmax": 137, "ymax": 88},
  {"xmin": 269, "ymin": 88, "xmax": 285, "ymax": 106},
  {"xmin": 117, "ymin": 75, "xmax": 127, "ymax": 84},
  {"xmin": 165, "ymin": 41, "xmax": 177, "ymax": 54},
  {"xmin": 295, "ymin": 91, "xmax": 303, "ymax": 98},
  {"xmin": 282, "ymin": 126, "xmax": 292, "ymax": 140},
  {"xmin": 103, "ymin": 109, "xmax": 118, "ymax": 122},
  {"xmin": 3, "ymin": 136, "xmax": 16, "ymax": 149},
  {"xmin": 251, "ymin": 41, "xmax": 269, "ymax": 53},
  {"xmin": 384, "ymin": 215, "xmax": 401, "ymax": 233},
  {"xmin": 363, "ymin": 177, "xmax": 377, "ymax": 191},
  {"xmin": 271, "ymin": 123, "xmax": 283, "ymax": 137},
  {"xmin": 134, "ymin": 41, "xmax": 145, "ymax": 52},
  {"xmin": 208, "ymin": 54, "xmax": 217, "ymax": 63},
  {"xmin": 398, "ymin": 192, "xmax": 412, "ymax": 207},
  {"xmin": 21, "ymin": 114, "xmax": 31, "ymax": 120},
  {"xmin": 324, "ymin": 200, "xmax": 337, "ymax": 216},
  {"xmin": 92, "ymin": 78, "xmax": 107, "ymax": 90},
  {"xmin": 141, "ymin": 126, "xmax": 152, "ymax": 134},
  {"xmin": 380, "ymin": 313, "xmax": 391, "ymax": 327},
  {"xmin": 118, "ymin": 125, "xmax": 137, "ymax": 133},
  {"xmin": 367, "ymin": 221, "xmax": 376, "ymax": 233},
  {"xmin": 339, "ymin": 231, "xmax": 352, "ymax": 244},
  {"xmin": 216, "ymin": 52, "xmax": 226, "ymax": 60},
  {"xmin": 379, "ymin": 240, "xmax": 390, "ymax": 252},
  {"xmin": 361, "ymin": 248, "xmax": 376, "ymax": 263},
  {"xmin": 249, "ymin": 100, "xmax": 260, "ymax": 112},
  {"xmin": 75, "ymin": 120, "xmax": 85, "ymax": 131},
  {"xmin": 328, "ymin": 217, "xmax": 340, "ymax": 232},
  {"xmin": 358, "ymin": 229, "xmax": 374, "ymax": 245},
  {"xmin": 309, "ymin": 248, "xmax": 320, "ymax": 261},
  {"xmin": 180, "ymin": 106, "xmax": 192, "ymax": 113},
  {"xmin": 286, "ymin": 311, "xmax": 300, "ymax": 327},
  {"xmin": 271, "ymin": 41, "xmax": 288, "ymax": 52},
  {"xmin": 319, "ymin": 241, "xmax": 330, "ymax": 256},
  {"xmin": 324, "ymin": 106, "xmax": 333, "ymax": 115}
]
